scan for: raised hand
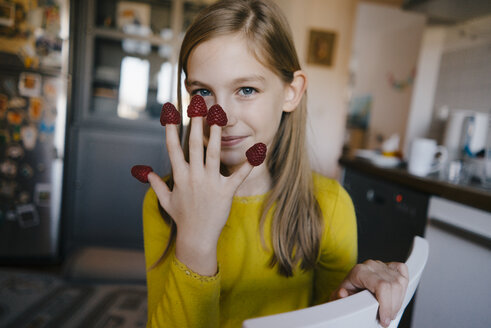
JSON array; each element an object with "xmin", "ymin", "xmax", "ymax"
[
  {"xmin": 330, "ymin": 260, "xmax": 409, "ymax": 327},
  {"xmin": 134, "ymin": 96, "xmax": 262, "ymax": 276}
]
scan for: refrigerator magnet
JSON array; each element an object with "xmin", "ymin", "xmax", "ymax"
[
  {"xmin": 7, "ymin": 110, "xmax": 24, "ymax": 125},
  {"xmin": 43, "ymin": 78, "xmax": 60, "ymax": 103},
  {"xmin": 6, "ymin": 210, "xmax": 17, "ymax": 222},
  {"xmin": 0, "ymin": 94, "xmax": 7, "ymax": 117},
  {"xmin": 0, "ymin": 160, "xmax": 18, "ymax": 178},
  {"xmin": 8, "ymin": 97, "xmax": 27, "ymax": 109},
  {"xmin": 18, "ymin": 191, "xmax": 31, "ymax": 204},
  {"xmin": 28, "ymin": 97, "xmax": 43, "ymax": 121},
  {"xmin": 0, "ymin": 129, "xmax": 10, "ymax": 145},
  {"xmin": 39, "ymin": 119, "xmax": 54, "ymax": 136},
  {"xmin": 18, "ymin": 73, "xmax": 42, "ymax": 98},
  {"xmin": 20, "ymin": 163, "xmax": 34, "ymax": 179},
  {"xmin": 21, "ymin": 125, "xmax": 37, "ymax": 150},
  {"xmin": 16, "ymin": 204, "xmax": 40, "ymax": 229},
  {"xmin": 34, "ymin": 183, "xmax": 51, "ymax": 207},
  {"xmin": 0, "ymin": 180, "xmax": 17, "ymax": 199},
  {"xmin": 6, "ymin": 143, "xmax": 24, "ymax": 159}
]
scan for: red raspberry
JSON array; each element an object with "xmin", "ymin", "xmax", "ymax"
[
  {"xmin": 206, "ymin": 104, "xmax": 228, "ymax": 126},
  {"xmin": 246, "ymin": 143, "xmax": 267, "ymax": 166},
  {"xmin": 131, "ymin": 165, "xmax": 153, "ymax": 183},
  {"xmin": 187, "ymin": 95, "xmax": 208, "ymax": 117},
  {"xmin": 160, "ymin": 102, "xmax": 181, "ymax": 126}
]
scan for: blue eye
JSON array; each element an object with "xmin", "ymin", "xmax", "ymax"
[
  {"xmin": 238, "ymin": 87, "xmax": 257, "ymax": 96},
  {"xmin": 193, "ymin": 89, "xmax": 212, "ymax": 97}
]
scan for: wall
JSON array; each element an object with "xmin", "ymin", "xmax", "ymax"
[
  {"xmin": 433, "ymin": 15, "xmax": 491, "ymax": 113},
  {"xmin": 350, "ymin": 3, "xmax": 426, "ymax": 151},
  {"xmin": 404, "ymin": 14, "xmax": 491, "ymax": 149},
  {"xmin": 404, "ymin": 26, "xmax": 446, "ymax": 157},
  {"xmin": 274, "ymin": 0, "xmax": 359, "ymax": 178}
]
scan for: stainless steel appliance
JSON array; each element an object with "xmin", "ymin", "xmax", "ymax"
[
  {"xmin": 443, "ymin": 109, "xmax": 489, "ymax": 160},
  {"xmin": 0, "ymin": 0, "xmax": 70, "ymax": 261}
]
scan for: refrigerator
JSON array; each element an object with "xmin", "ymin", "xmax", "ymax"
[{"xmin": 0, "ymin": 0, "xmax": 70, "ymax": 261}]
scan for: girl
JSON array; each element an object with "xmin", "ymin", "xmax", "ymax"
[{"xmin": 138, "ymin": 0, "xmax": 408, "ymax": 327}]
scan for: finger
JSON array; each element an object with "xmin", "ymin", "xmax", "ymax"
[
  {"xmin": 188, "ymin": 117, "xmax": 205, "ymax": 169},
  {"xmin": 206, "ymin": 125, "xmax": 222, "ymax": 174},
  {"xmin": 387, "ymin": 262, "xmax": 409, "ymax": 319},
  {"xmin": 165, "ymin": 124, "xmax": 187, "ymax": 177},
  {"xmin": 330, "ymin": 287, "xmax": 349, "ymax": 301},
  {"xmin": 228, "ymin": 160, "xmax": 254, "ymax": 190},
  {"xmin": 375, "ymin": 280, "xmax": 392, "ymax": 327},
  {"xmin": 148, "ymin": 172, "xmax": 171, "ymax": 208}
]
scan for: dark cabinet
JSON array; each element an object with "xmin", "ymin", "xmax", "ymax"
[
  {"xmin": 341, "ymin": 167, "xmax": 429, "ymax": 328},
  {"xmin": 63, "ymin": 0, "xmax": 206, "ymax": 255}
]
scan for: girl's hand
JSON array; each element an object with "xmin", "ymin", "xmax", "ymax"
[
  {"xmin": 147, "ymin": 105, "xmax": 254, "ymax": 276},
  {"xmin": 330, "ymin": 260, "xmax": 409, "ymax": 327}
]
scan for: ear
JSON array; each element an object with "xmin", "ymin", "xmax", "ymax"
[{"xmin": 282, "ymin": 70, "xmax": 308, "ymax": 113}]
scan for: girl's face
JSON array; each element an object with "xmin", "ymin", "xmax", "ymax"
[{"xmin": 185, "ymin": 34, "xmax": 293, "ymax": 173}]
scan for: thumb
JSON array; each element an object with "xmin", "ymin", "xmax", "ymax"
[{"xmin": 228, "ymin": 161, "xmax": 254, "ymax": 191}]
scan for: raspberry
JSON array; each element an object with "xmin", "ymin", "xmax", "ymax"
[
  {"xmin": 131, "ymin": 165, "xmax": 153, "ymax": 183},
  {"xmin": 187, "ymin": 95, "xmax": 208, "ymax": 117},
  {"xmin": 246, "ymin": 143, "xmax": 267, "ymax": 166},
  {"xmin": 206, "ymin": 104, "xmax": 228, "ymax": 126},
  {"xmin": 160, "ymin": 102, "xmax": 181, "ymax": 126}
]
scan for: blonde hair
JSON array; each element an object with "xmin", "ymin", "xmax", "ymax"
[{"xmin": 157, "ymin": 0, "xmax": 323, "ymax": 277}]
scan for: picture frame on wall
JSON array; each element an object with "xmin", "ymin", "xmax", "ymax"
[
  {"xmin": 0, "ymin": 3, "xmax": 15, "ymax": 27},
  {"xmin": 307, "ymin": 29, "xmax": 337, "ymax": 67}
]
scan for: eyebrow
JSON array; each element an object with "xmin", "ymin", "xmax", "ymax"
[{"xmin": 186, "ymin": 74, "xmax": 266, "ymax": 87}]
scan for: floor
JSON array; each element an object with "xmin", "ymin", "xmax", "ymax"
[{"xmin": 0, "ymin": 269, "xmax": 147, "ymax": 328}]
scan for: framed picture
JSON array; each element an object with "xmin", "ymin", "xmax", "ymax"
[
  {"xmin": 0, "ymin": 3, "xmax": 15, "ymax": 27},
  {"xmin": 307, "ymin": 29, "xmax": 337, "ymax": 67}
]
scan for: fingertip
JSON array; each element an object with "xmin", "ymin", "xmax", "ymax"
[{"xmin": 339, "ymin": 288, "xmax": 349, "ymax": 298}]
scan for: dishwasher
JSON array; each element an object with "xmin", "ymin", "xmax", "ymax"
[{"xmin": 411, "ymin": 196, "xmax": 491, "ymax": 328}]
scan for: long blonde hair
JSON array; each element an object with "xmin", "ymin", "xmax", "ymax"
[{"xmin": 158, "ymin": 0, "xmax": 323, "ymax": 277}]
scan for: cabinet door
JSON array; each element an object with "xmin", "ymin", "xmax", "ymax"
[
  {"xmin": 342, "ymin": 168, "xmax": 428, "ymax": 263},
  {"xmin": 67, "ymin": 128, "xmax": 170, "ymax": 250}
]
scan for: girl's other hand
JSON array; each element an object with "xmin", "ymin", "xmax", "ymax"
[
  {"xmin": 330, "ymin": 260, "xmax": 409, "ymax": 327},
  {"xmin": 147, "ymin": 103, "xmax": 254, "ymax": 276}
]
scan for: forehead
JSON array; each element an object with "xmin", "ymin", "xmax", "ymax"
[{"xmin": 186, "ymin": 34, "xmax": 276, "ymax": 83}]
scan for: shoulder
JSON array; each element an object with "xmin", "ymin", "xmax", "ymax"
[
  {"xmin": 312, "ymin": 172, "xmax": 353, "ymax": 216},
  {"xmin": 311, "ymin": 172, "xmax": 357, "ymax": 246}
]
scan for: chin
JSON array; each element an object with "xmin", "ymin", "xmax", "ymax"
[{"xmin": 220, "ymin": 153, "xmax": 247, "ymax": 169}]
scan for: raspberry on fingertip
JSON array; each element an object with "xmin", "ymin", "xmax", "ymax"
[
  {"xmin": 131, "ymin": 165, "xmax": 153, "ymax": 183},
  {"xmin": 246, "ymin": 143, "xmax": 267, "ymax": 166}
]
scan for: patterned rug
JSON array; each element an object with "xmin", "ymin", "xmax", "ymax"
[{"xmin": 0, "ymin": 270, "xmax": 147, "ymax": 328}]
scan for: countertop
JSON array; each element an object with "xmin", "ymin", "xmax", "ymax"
[{"xmin": 339, "ymin": 156, "xmax": 491, "ymax": 213}]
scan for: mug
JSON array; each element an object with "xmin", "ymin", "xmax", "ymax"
[{"xmin": 408, "ymin": 138, "xmax": 447, "ymax": 177}]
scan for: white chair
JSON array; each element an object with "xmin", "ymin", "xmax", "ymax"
[{"xmin": 243, "ymin": 236, "xmax": 429, "ymax": 328}]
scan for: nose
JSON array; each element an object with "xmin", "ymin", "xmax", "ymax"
[{"xmin": 214, "ymin": 95, "xmax": 237, "ymax": 127}]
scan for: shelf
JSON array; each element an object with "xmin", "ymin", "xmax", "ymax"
[{"xmin": 91, "ymin": 27, "xmax": 172, "ymax": 46}]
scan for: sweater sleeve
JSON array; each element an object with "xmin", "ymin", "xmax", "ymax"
[
  {"xmin": 312, "ymin": 178, "xmax": 358, "ymax": 305},
  {"xmin": 143, "ymin": 185, "xmax": 221, "ymax": 328}
]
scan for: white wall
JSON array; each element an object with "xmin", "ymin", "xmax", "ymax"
[
  {"xmin": 274, "ymin": 0, "xmax": 359, "ymax": 178},
  {"xmin": 404, "ymin": 27, "xmax": 447, "ymax": 158},
  {"xmin": 350, "ymin": 3, "xmax": 426, "ymax": 151}
]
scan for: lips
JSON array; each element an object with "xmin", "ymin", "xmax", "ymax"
[{"xmin": 221, "ymin": 135, "xmax": 246, "ymax": 147}]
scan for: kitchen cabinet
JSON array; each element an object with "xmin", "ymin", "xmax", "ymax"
[
  {"xmin": 341, "ymin": 167, "xmax": 428, "ymax": 328},
  {"xmin": 411, "ymin": 197, "xmax": 491, "ymax": 328},
  {"xmin": 63, "ymin": 0, "xmax": 207, "ymax": 255},
  {"xmin": 340, "ymin": 156, "xmax": 491, "ymax": 328}
]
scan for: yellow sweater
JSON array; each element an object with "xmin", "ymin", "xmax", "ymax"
[{"xmin": 143, "ymin": 173, "xmax": 357, "ymax": 328}]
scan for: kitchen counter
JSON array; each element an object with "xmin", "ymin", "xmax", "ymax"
[{"xmin": 339, "ymin": 156, "xmax": 491, "ymax": 213}]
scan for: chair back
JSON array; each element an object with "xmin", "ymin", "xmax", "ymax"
[{"xmin": 242, "ymin": 236, "xmax": 429, "ymax": 328}]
